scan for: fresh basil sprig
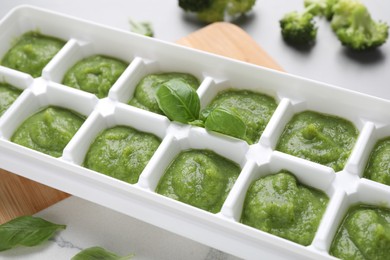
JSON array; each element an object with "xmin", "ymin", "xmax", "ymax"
[
  {"xmin": 0, "ymin": 216, "xmax": 66, "ymax": 252},
  {"xmin": 155, "ymin": 80, "xmax": 249, "ymax": 142},
  {"xmin": 72, "ymin": 246, "xmax": 133, "ymax": 260},
  {"xmin": 204, "ymin": 107, "xmax": 247, "ymax": 141},
  {"xmin": 156, "ymin": 78, "xmax": 200, "ymax": 124}
]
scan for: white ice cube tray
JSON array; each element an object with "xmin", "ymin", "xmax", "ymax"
[{"xmin": 0, "ymin": 5, "xmax": 389, "ymax": 260}]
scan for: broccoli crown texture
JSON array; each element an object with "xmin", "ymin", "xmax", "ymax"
[
  {"xmin": 179, "ymin": 0, "xmax": 212, "ymax": 12},
  {"xmin": 304, "ymin": 0, "xmax": 338, "ymax": 20},
  {"xmin": 179, "ymin": 0, "xmax": 257, "ymax": 23},
  {"xmin": 280, "ymin": 11, "xmax": 318, "ymax": 45},
  {"xmin": 331, "ymin": 0, "xmax": 389, "ymax": 50}
]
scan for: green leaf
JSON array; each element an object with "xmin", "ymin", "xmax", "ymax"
[
  {"xmin": 189, "ymin": 119, "xmax": 205, "ymax": 127},
  {"xmin": 129, "ymin": 19, "xmax": 154, "ymax": 37},
  {"xmin": 156, "ymin": 78, "xmax": 200, "ymax": 124},
  {"xmin": 0, "ymin": 215, "xmax": 66, "ymax": 252},
  {"xmin": 72, "ymin": 246, "xmax": 134, "ymax": 260},
  {"xmin": 204, "ymin": 107, "xmax": 247, "ymax": 141}
]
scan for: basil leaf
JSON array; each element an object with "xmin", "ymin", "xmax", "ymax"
[
  {"xmin": 199, "ymin": 106, "xmax": 213, "ymax": 120},
  {"xmin": 189, "ymin": 119, "xmax": 205, "ymax": 127},
  {"xmin": 156, "ymin": 78, "xmax": 200, "ymax": 124},
  {"xmin": 204, "ymin": 107, "xmax": 247, "ymax": 141},
  {"xmin": 0, "ymin": 215, "xmax": 66, "ymax": 252},
  {"xmin": 72, "ymin": 246, "xmax": 133, "ymax": 260}
]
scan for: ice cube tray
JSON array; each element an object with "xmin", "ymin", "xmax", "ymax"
[{"xmin": 0, "ymin": 5, "xmax": 389, "ymax": 260}]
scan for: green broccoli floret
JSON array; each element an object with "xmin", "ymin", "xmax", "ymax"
[
  {"xmin": 280, "ymin": 0, "xmax": 339, "ymax": 46},
  {"xmin": 179, "ymin": 0, "xmax": 212, "ymax": 12},
  {"xmin": 330, "ymin": 0, "xmax": 389, "ymax": 50},
  {"xmin": 178, "ymin": 0, "xmax": 257, "ymax": 23},
  {"xmin": 280, "ymin": 9, "xmax": 317, "ymax": 45},
  {"xmin": 304, "ymin": 0, "xmax": 338, "ymax": 19}
]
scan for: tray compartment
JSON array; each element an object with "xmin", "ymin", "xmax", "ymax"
[
  {"xmin": 316, "ymin": 179, "xmax": 390, "ymax": 255},
  {"xmin": 63, "ymin": 101, "xmax": 170, "ymax": 179},
  {"xmin": 110, "ymin": 56, "xmax": 210, "ymax": 110},
  {"xmin": 265, "ymin": 97, "xmax": 376, "ymax": 173},
  {"xmin": 140, "ymin": 125, "xmax": 249, "ymax": 192},
  {"xmin": 0, "ymin": 81, "xmax": 97, "ymax": 157}
]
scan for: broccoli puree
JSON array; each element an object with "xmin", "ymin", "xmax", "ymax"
[
  {"xmin": 363, "ymin": 137, "xmax": 390, "ymax": 186},
  {"xmin": 128, "ymin": 73, "xmax": 200, "ymax": 114},
  {"xmin": 62, "ymin": 55, "xmax": 128, "ymax": 99},
  {"xmin": 11, "ymin": 106, "xmax": 85, "ymax": 157},
  {"xmin": 84, "ymin": 126, "xmax": 161, "ymax": 184},
  {"xmin": 200, "ymin": 90, "xmax": 277, "ymax": 144},
  {"xmin": 156, "ymin": 149, "xmax": 240, "ymax": 213},
  {"xmin": 330, "ymin": 204, "xmax": 390, "ymax": 260},
  {"xmin": 276, "ymin": 111, "xmax": 358, "ymax": 172},
  {"xmin": 241, "ymin": 171, "xmax": 329, "ymax": 246},
  {"xmin": 1, "ymin": 31, "xmax": 65, "ymax": 78},
  {"xmin": 0, "ymin": 83, "xmax": 22, "ymax": 116}
]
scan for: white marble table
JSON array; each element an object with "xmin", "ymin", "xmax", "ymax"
[{"xmin": 0, "ymin": 196, "xmax": 241, "ymax": 260}]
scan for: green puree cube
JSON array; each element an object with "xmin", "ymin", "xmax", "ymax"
[
  {"xmin": 200, "ymin": 89, "xmax": 277, "ymax": 144},
  {"xmin": 241, "ymin": 171, "xmax": 329, "ymax": 246},
  {"xmin": 0, "ymin": 83, "xmax": 22, "ymax": 116},
  {"xmin": 129, "ymin": 72, "xmax": 200, "ymax": 114},
  {"xmin": 330, "ymin": 204, "xmax": 390, "ymax": 260},
  {"xmin": 62, "ymin": 55, "xmax": 128, "ymax": 99},
  {"xmin": 11, "ymin": 106, "xmax": 85, "ymax": 158},
  {"xmin": 1, "ymin": 31, "xmax": 65, "ymax": 78},
  {"xmin": 364, "ymin": 137, "xmax": 390, "ymax": 186},
  {"xmin": 276, "ymin": 111, "xmax": 359, "ymax": 172},
  {"xmin": 156, "ymin": 149, "xmax": 241, "ymax": 213},
  {"xmin": 84, "ymin": 126, "xmax": 161, "ymax": 184}
]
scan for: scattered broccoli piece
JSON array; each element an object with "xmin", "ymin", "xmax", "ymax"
[
  {"xmin": 304, "ymin": 0, "xmax": 338, "ymax": 20},
  {"xmin": 129, "ymin": 20, "xmax": 154, "ymax": 37},
  {"xmin": 178, "ymin": 0, "xmax": 257, "ymax": 23},
  {"xmin": 279, "ymin": 0, "xmax": 337, "ymax": 46},
  {"xmin": 179, "ymin": 0, "xmax": 212, "ymax": 12},
  {"xmin": 280, "ymin": 9, "xmax": 317, "ymax": 45},
  {"xmin": 331, "ymin": 0, "xmax": 389, "ymax": 50}
]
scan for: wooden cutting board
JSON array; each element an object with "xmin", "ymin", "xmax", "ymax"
[{"xmin": 0, "ymin": 22, "xmax": 282, "ymax": 224}]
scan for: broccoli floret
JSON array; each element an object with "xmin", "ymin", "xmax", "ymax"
[
  {"xmin": 279, "ymin": 0, "xmax": 339, "ymax": 46},
  {"xmin": 304, "ymin": 0, "xmax": 338, "ymax": 19},
  {"xmin": 178, "ymin": 0, "xmax": 257, "ymax": 23},
  {"xmin": 179, "ymin": 0, "xmax": 212, "ymax": 12},
  {"xmin": 331, "ymin": 0, "xmax": 389, "ymax": 50},
  {"xmin": 280, "ymin": 9, "xmax": 317, "ymax": 45}
]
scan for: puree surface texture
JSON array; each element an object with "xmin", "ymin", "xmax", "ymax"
[
  {"xmin": 276, "ymin": 111, "xmax": 358, "ymax": 172},
  {"xmin": 84, "ymin": 126, "xmax": 161, "ymax": 184},
  {"xmin": 129, "ymin": 73, "xmax": 199, "ymax": 114},
  {"xmin": 0, "ymin": 83, "xmax": 22, "ymax": 116},
  {"xmin": 11, "ymin": 106, "xmax": 85, "ymax": 157},
  {"xmin": 241, "ymin": 171, "xmax": 329, "ymax": 246},
  {"xmin": 364, "ymin": 137, "xmax": 390, "ymax": 186},
  {"xmin": 1, "ymin": 31, "xmax": 65, "ymax": 78},
  {"xmin": 200, "ymin": 90, "xmax": 277, "ymax": 144},
  {"xmin": 330, "ymin": 205, "xmax": 390, "ymax": 260},
  {"xmin": 62, "ymin": 55, "xmax": 128, "ymax": 98},
  {"xmin": 156, "ymin": 149, "xmax": 240, "ymax": 213}
]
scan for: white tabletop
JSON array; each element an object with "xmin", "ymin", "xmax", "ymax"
[{"xmin": 0, "ymin": 197, "xmax": 240, "ymax": 260}]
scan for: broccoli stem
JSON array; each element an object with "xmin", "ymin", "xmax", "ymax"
[{"xmin": 350, "ymin": 5, "xmax": 372, "ymax": 34}]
